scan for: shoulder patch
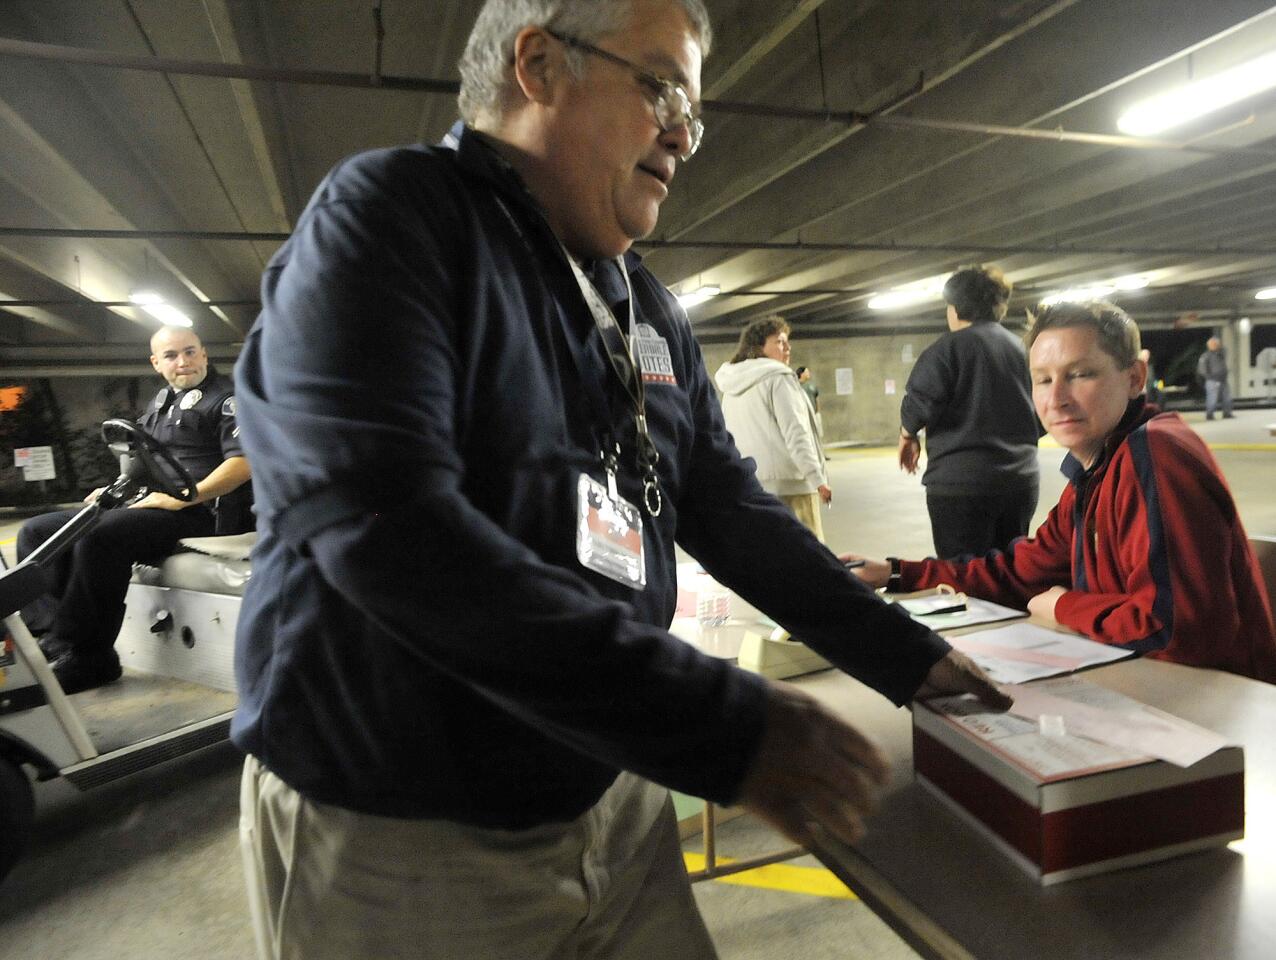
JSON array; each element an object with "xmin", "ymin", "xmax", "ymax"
[{"xmin": 222, "ymin": 396, "xmax": 237, "ymax": 418}]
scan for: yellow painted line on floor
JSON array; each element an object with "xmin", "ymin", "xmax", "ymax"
[
  {"xmin": 683, "ymin": 851, "xmax": 857, "ymax": 900},
  {"xmin": 0, "ymin": 536, "xmax": 14, "ymax": 546}
]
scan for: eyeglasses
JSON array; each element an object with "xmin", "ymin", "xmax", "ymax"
[{"xmin": 546, "ymin": 30, "xmax": 703, "ymax": 159}]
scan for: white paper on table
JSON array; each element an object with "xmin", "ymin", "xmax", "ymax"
[
  {"xmin": 945, "ymin": 622, "xmax": 1134, "ymax": 684},
  {"xmin": 1003, "ymin": 677, "xmax": 1231, "ymax": 768},
  {"xmin": 924, "ymin": 692, "xmax": 1150, "ymax": 780},
  {"xmin": 895, "ymin": 595, "xmax": 1027, "ymax": 631}
]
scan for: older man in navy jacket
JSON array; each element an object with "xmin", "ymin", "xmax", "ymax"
[{"xmin": 231, "ymin": 1, "xmax": 1008, "ymax": 957}]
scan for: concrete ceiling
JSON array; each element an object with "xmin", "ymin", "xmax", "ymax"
[{"xmin": 2, "ymin": 0, "xmax": 1276, "ymax": 375}]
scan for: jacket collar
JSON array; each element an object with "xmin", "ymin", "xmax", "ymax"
[{"xmin": 1060, "ymin": 395, "xmax": 1153, "ymax": 485}]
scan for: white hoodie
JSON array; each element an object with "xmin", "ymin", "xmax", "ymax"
[{"xmin": 714, "ymin": 358, "xmax": 827, "ymax": 496}]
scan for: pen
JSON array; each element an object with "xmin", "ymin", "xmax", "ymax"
[{"xmin": 843, "ymin": 559, "xmax": 867, "ymax": 569}]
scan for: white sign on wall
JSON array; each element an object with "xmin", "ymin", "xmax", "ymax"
[
  {"xmin": 835, "ymin": 367, "xmax": 854, "ymax": 395},
  {"xmin": 884, "ymin": 379, "xmax": 897, "ymax": 395},
  {"xmin": 902, "ymin": 343, "xmax": 914, "ymax": 363},
  {"xmin": 14, "ymin": 445, "xmax": 56, "ymax": 481}
]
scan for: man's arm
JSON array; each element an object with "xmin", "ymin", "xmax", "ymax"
[
  {"xmin": 131, "ymin": 456, "xmax": 251, "ymax": 511},
  {"xmin": 846, "ymin": 498, "xmax": 1074, "ymax": 609}
]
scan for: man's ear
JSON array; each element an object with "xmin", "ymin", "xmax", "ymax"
[
  {"xmin": 1129, "ymin": 359, "xmax": 1148, "ymax": 398},
  {"xmin": 511, "ymin": 27, "xmax": 559, "ymax": 105}
]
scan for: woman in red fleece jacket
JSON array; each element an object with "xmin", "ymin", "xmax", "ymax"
[{"xmin": 850, "ymin": 301, "xmax": 1276, "ymax": 683}]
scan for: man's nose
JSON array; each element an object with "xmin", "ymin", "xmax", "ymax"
[{"xmin": 659, "ymin": 123, "xmax": 693, "ymax": 162}]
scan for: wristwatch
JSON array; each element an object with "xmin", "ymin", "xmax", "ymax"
[{"xmin": 886, "ymin": 556, "xmax": 903, "ymax": 592}]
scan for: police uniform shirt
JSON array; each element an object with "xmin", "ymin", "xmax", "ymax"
[{"xmin": 139, "ymin": 367, "xmax": 244, "ymax": 483}]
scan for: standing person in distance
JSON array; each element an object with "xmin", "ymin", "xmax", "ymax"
[
  {"xmin": 715, "ymin": 317, "xmax": 831, "ymax": 541},
  {"xmin": 1196, "ymin": 336, "xmax": 1235, "ymax": 420},
  {"xmin": 898, "ymin": 265, "xmax": 1039, "ymax": 558}
]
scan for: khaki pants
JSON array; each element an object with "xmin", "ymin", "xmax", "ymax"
[
  {"xmin": 780, "ymin": 492, "xmax": 824, "ymax": 542},
  {"xmin": 239, "ymin": 757, "xmax": 718, "ymax": 960}
]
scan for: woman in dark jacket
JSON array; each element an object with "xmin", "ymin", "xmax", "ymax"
[{"xmin": 899, "ymin": 265, "xmax": 1039, "ymax": 558}]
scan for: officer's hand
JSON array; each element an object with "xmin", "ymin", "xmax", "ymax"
[
  {"xmin": 83, "ymin": 487, "xmax": 106, "ymax": 504},
  {"xmin": 916, "ymin": 649, "xmax": 1012, "ymax": 711},
  {"xmin": 736, "ymin": 680, "xmax": 890, "ymax": 849},
  {"xmin": 129, "ymin": 491, "xmax": 191, "ymax": 511}
]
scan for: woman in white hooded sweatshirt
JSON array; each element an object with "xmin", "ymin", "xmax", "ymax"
[{"xmin": 715, "ymin": 316, "xmax": 831, "ymax": 541}]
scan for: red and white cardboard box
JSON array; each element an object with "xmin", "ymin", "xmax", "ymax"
[{"xmin": 912, "ymin": 678, "xmax": 1245, "ymax": 885}]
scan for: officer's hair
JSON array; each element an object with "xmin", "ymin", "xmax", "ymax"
[
  {"xmin": 150, "ymin": 325, "xmax": 204, "ymax": 353},
  {"xmin": 458, "ymin": 0, "xmax": 712, "ymax": 126},
  {"xmin": 729, "ymin": 315, "xmax": 789, "ymax": 363},
  {"xmin": 1026, "ymin": 301, "xmax": 1141, "ymax": 369}
]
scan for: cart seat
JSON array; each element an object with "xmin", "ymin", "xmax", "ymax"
[{"xmin": 131, "ymin": 532, "xmax": 255, "ymax": 596}]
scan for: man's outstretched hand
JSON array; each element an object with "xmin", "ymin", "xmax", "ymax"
[
  {"xmin": 917, "ymin": 648, "xmax": 1013, "ymax": 711},
  {"xmin": 736, "ymin": 680, "xmax": 891, "ymax": 850}
]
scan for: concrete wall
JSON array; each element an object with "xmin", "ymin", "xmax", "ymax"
[{"xmin": 700, "ymin": 330, "xmax": 945, "ymax": 445}]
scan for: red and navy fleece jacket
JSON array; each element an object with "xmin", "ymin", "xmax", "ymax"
[{"xmin": 900, "ymin": 400, "xmax": 1276, "ymax": 683}]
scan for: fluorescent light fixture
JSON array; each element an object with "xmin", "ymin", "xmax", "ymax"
[
  {"xmin": 128, "ymin": 290, "xmax": 192, "ymax": 327},
  {"xmin": 1038, "ymin": 284, "xmax": 1116, "ymax": 306},
  {"xmin": 1116, "ymin": 49, "xmax": 1276, "ymax": 136},
  {"xmin": 867, "ymin": 274, "xmax": 948, "ymax": 311},
  {"xmin": 1255, "ymin": 287, "xmax": 1276, "ymax": 300},
  {"xmin": 1114, "ymin": 274, "xmax": 1150, "ymax": 290},
  {"xmin": 676, "ymin": 284, "xmax": 720, "ymax": 309}
]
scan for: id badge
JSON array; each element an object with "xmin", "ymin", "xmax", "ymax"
[{"xmin": 576, "ymin": 473, "xmax": 646, "ymax": 590}]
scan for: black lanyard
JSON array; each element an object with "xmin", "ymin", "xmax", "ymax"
[
  {"xmin": 489, "ymin": 192, "xmax": 662, "ymax": 516},
  {"xmin": 560, "ymin": 251, "xmax": 662, "ymax": 516}
]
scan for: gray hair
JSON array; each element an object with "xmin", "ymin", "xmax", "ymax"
[{"xmin": 458, "ymin": 0, "xmax": 713, "ymax": 125}]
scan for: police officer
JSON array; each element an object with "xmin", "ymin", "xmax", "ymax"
[{"xmin": 16, "ymin": 325, "xmax": 252, "ymax": 693}]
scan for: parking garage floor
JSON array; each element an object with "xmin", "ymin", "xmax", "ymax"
[{"xmin": 0, "ymin": 407, "xmax": 1272, "ymax": 960}]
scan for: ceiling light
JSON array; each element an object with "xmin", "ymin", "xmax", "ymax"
[
  {"xmin": 1038, "ymin": 284, "xmax": 1116, "ymax": 306},
  {"xmin": 128, "ymin": 290, "xmax": 192, "ymax": 327},
  {"xmin": 1113, "ymin": 274, "xmax": 1150, "ymax": 290},
  {"xmin": 867, "ymin": 274, "xmax": 948, "ymax": 311},
  {"xmin": 676, "ymin": 285, "xmax": 720, "ymax": 310},
  {"xmin": 1116, "ymin": 49, "xmax": 1276, "ymax": 136},
  {"xmin": 1256, "ymin": 287, "xmax": 1276, "ymax": 300}
]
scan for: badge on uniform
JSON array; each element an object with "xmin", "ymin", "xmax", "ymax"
[
  {"xmin": 180, "ymin": 389, "xmax": 202, "ymax": 410},
  {"xmin": 576, "ymin": 473, "xmax": 646, "ymax": 589}
]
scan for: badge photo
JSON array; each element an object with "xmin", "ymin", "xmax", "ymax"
[{"xmin": 576, "ymin": 474, "xmax": 646, "ymax": 590}]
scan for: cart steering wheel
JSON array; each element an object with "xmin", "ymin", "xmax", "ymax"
[{"xmin": 100, "ymin": 418, "xmax": 199, "ymax": 502}]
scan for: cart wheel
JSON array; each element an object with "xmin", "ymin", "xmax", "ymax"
[{"xmin": 0, "ymin": 756, "xmax": 34, "ymax": 882}]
